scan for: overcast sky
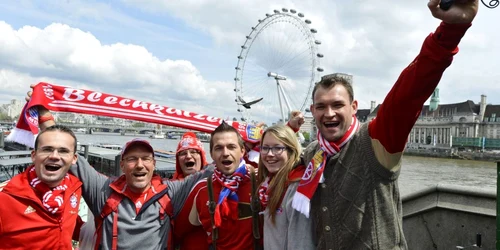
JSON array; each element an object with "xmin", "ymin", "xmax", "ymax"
[{"xmin": 0, "ymin": 0, "xmax": 497, "ymax": 123}]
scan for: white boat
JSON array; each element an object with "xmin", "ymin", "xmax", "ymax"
[
  {"xmin": 149, "ymin": 133, "xmax": 165, "ymax": 139},
  {"xmin": 94, "ymin": 143, "xmax": 122, "ymax": 150},
  {"xmin": 149, "ymin": 124, "xmax": 165, "ymax": 139},
  {"xmin": 75, "ymin": 128, "xmax": 87, "ymax": 133}
]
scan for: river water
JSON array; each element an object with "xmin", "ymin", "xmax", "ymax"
[{"xmin": 76, "ymin": 132, "xmax": 498, "ymax": 197}]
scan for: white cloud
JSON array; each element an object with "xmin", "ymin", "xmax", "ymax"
[
  {"xmin": 121, "ymin": 0, "xmax": 499, "ymax": 109},
  {"xmin": 0, "ymin": 21, "xmax": 236, "ymax": 119},
  {"xmin": 0, "ymin": 0, "xmax": 498, "ymax": 126}
]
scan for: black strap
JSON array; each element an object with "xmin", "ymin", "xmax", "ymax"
[
  {"xmin": 207, "ymin": 175, "xmax": 218, "ymax": 250},
  {"xmin": 249, "ymin": 167, "xmax": 263, "ymax": 250}
]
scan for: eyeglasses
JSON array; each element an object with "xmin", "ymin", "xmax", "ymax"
[
  {"xmin": 37, "ymin": 146, "xmax": 74, "ymax": 157},
  {"xmin": 260, "ymin": 146, "xmax": 287, "ymax": 155},
  {"xmin": 123, "ymin": 156, "xmax": 154, "ymax": 165},
  {"xmin": 178, "ymin": 149, "xmax": 200, "ymax": 157}
]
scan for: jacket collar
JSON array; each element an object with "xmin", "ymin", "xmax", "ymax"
[
  {"xmin": 109, "ymin": 174, "xmax": 167, "ymax": 196},
  {"xmin": 3, "ymin": 165, "xmax": 82, "ymax": 205}
]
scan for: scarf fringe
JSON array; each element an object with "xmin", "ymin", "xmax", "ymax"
[
  {"xmin": 6, "ymin": 127, "xmax": 36, "ymax": 148},
  {"xmin": 291, "ymin": 192, "xmax": 311, "ymax": 218}
]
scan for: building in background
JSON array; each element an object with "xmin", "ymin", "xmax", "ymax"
[
  {"xmin": 357, "ymin": 90, "xmax": 500, "ymax": 150},
  {"xmin": 0, "ymin": 99, "xmax": 24, "ymax": 119}
]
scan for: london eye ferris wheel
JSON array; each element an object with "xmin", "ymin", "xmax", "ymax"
[{"xmin": 234, "ymin": 8, "xmax": 324, "ymax": 125}]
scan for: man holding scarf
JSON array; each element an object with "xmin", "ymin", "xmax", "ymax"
[
  {"xmin": 188, "ymin": 122, "xmax": 260, "ymax": 250},
  {"xmin": 28, "ymin": 106, "xmax": 214, "ymax": 250},
  {"xmin": 288, "ymin": 1, "xmax": 479, "ymax": 249},
  {"xmin": 0, "ymin": 125, "xmax": 82, "ymax": 249}
]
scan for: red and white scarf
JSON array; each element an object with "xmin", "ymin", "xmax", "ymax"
[
  {"xmin": 257, "ymin": 175, "xmax": 273, "ymax": 209},
  {"xmin": 292, "ymin": 116, "xmax": 360, "ymax": 218},
  {"xmin": 27, "ymin": 165, "xmax": 71, "ymax": 215},
  {"xmin": 212, "ymin": 160, "xmax": 250, "ymax": 227},
  {"xmin": 7, "ymin": 82, "xmax": 261, "ymax": 148}
]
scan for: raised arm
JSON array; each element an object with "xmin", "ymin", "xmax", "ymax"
[
  {"xmin": 166, "ymin": 165, "xmax": 214, "ymax": 217},
  {"xmin": 368, "ymin": 0, "xmax": 478, "ymax": 170},
  {"xmin": 71, "ymin": 156, "xmax": 109, "ymax": 215}
]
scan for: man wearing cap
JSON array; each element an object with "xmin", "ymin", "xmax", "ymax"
[
  {"xmin": 171, "ymin": 132, "xmax": 209, "ymax": 250},
  {"xmin": 34, "ymin": 108, "xmax": 213, "ymax": 250},
  {"xmin": 79, "ymin": 138, "xmax": 213, "ymax": 250}
]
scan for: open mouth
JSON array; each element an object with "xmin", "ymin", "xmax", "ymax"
[
  {"xmin": 221, "ymin": 160, "xmax": 233, "ymax": 166},
  {"xmin": 324, "ymin": 121, "xmax": 340, "ymax": 128},
  {"xmin": 133, "ymin": 172, "xmax": 147, "ymax": 177},
  {"xmin": 266, "ymin": 160, "xmax": 278, "ymax": 164},
  {"xmin": 45, "ymin": 164, "xmax": 62, "ymax": 172},
  {"xmin": 185, "ymin": 162, "xmax": 195, "ymax": 168}
]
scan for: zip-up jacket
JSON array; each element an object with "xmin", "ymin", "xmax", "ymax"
[
  {"xmin": 0, "ymin": 169, "xmax": 82, "ymax": 250},
  {"xmin": 71, "ymin": 156, "xmax": 213, "ymax": 250}
]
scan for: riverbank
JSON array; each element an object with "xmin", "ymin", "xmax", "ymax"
[{"xmin": 404, "ymin": 148, "xmax": 500, "ymax": 162}]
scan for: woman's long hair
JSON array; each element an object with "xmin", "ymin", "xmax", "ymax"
[{"xmin": 257, "ymin": 125, "xmax": 302, "ymax": 223}]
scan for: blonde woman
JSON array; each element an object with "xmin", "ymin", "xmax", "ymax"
[{"xmin": 257, "ymin": 125, "xmax": 314, "ymax": 249}]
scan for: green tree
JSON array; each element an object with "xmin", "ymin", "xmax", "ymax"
[
  {"xmin": 132, "ymin": 122, "xmax": 146, "ymax": 128},
  {"xmin": 302, "ymin": 131, "xmax": 310, "ymax": 141},
  {"xmin": 0, "ymin": 112, "xmax": 11, "ymax": 121}
]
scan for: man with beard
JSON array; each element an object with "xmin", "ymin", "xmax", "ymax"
[
  {"xmin": 0, "ymin": 125, "xmax": 82, "ymax": 249},
  {"xmin": 188, "ymin": 122, "xmax": 260, "ymax": 250},
  {"xmin": 286, "ymin": 1, "xmax": 480, "ymax": 249}
]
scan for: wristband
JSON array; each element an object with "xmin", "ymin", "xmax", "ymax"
[{"xmin": 39, "ymin": 114, "xmax": 54, "ymax": 124}]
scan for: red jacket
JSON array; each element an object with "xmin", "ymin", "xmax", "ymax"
[{"xmin": 0, "ymin": 170, "xmax": 82, "ymax": 250}]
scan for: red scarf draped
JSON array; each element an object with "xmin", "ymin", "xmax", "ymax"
[
  {"xmin": 258, "ymin": 165, "xmax": 306, "ymax": 211},
  {"xmin": 212, "ymin": 161, "xmax": 250, "ymax": 227},
  {"xmin": 292, "ymin": 116, "xmax": 360, "ymax": 218},
  {"xmin": 27, "ymin": 165, "xmax": 72, "ymax": 216}
]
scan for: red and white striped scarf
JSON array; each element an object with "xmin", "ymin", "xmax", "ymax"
[
  {"xmin": 257, "ymin": 175, "xmax": 273, "ymax": 209},
  {"xmin": 212, "ymin": 160, "xmax": 250, "ymax": 227},
  {"xmin": 6, "ymin": 82, "xmax": 259, "ymax": 148},
  {"xmin": 27, "ymin": 165, "xmax": 71, "ymax": 215},
  {"xmin": 292, "ymin": 116, "xmax": 360, "ymax": 218}
]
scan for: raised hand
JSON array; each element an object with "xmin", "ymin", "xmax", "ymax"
[
  {"xmin": 25, "ymin": 84, "xmax": 54, "ymax": 128},
  {"xmin": 287, "ymin": 110, "xmax": 305, "ymax": 131},
  {"xmin": 428, "ymin": 0, "xmax": 479, "ymax": 24}
]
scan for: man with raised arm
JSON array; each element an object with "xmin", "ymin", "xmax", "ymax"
[
  {"xmin": 287, "ymin": 1, "xmax": 479, "ymax": 249},
  {"xmin": 34, "ymin": 107, "xmax": 213, "ymax": 250}
]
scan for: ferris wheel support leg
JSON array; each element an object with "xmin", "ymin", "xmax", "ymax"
[
  {"xmin": 278, "ymin": 83, "xmax": 293, "ymax": 115},
  {"xmin": 276, "ymin": 81, "xmax": 286, "ymax": 124}
]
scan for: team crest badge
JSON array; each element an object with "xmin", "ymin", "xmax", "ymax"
[
  {"xmin": 70, "ymin": 194, "xmax": 78, "ymax": 208},
  {"xmin": 180, "ymin": 137, "xmax": 194, "ymax": 148}
]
